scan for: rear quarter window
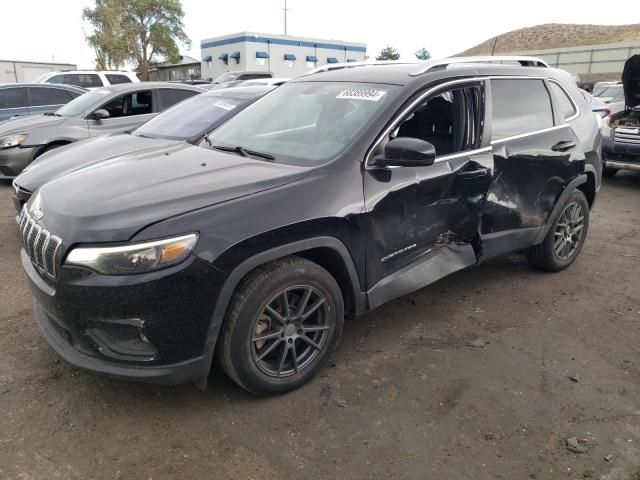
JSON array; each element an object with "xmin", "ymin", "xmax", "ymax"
[
  {"xmin": 490, "ymin": 79, "xmax": 554, "ymax": 140},
  {"xmin": 106, "ymin": 74, "xmax": 132, "ymax": 85},
  {"xmin": 549, "ymin": 81, "xmax": 577, "ymax": 120}
]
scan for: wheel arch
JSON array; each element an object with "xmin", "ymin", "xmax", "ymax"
[
  {"xmin": 34, "ymin": 139, "xmax": 73, "ymax": 159},
  {"xmin": 201, "ymin": 236, "xmax": 366, "ymax": 369},
  {"xmin": 534, "ymin": 173, "xmax": 588, "ymax": 244},
  {"xmin": 578, "ymin": 167, "xmax": 597, "ymax": 208}
]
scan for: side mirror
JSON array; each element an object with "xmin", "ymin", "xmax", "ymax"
[
  {"xmin": 377, "ymin": 137, "xmax": 436, "ymax": 167},
  {"xmin": 90, "ymin": 109, "xmax": 110, "ymax": 121}
]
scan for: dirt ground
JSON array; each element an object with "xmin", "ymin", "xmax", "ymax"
[{"xmin": 1, "ymin": 173, "xmax": 639, "ymax": 480}]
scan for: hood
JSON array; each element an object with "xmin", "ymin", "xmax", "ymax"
[
  {"xmin": 623, "ymin": 55, "xmax": 640, "ymax": 109},
  {"xmin": 16, "ymin": 133, "xmax": 178, "ymax": 192},
  {"xmin": 32, "ymin": 142, "xmax": 310, "ymax": 243},
  {"xmin": 0, "ymin": 114, "xmax": 64, "ymax": 135}
]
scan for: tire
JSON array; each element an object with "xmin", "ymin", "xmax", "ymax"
[
  {"xmin": 602, "ymin": 167, "xmax": 618, "ymax": 178},
  {"xmin": 217, "ymin": 256, "xmax": 344, "ymax": 395},
  {"xmin": 526, "ymin": 189, "xmax": 589, "ymax": 272}
]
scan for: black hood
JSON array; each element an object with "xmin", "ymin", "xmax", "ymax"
[
  {"xmin": 16, "ymin": 133, "xmax": 178, "ymax": 192},
  {"xmin": 31, "ymin": 142, "xmax": 310, "ymax": 244},
  {"xmin": 623, "ymin": 55, "xmax": 640, "ymax": 109}
]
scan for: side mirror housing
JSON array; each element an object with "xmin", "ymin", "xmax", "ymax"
[
  {"xmin": 376, "ymin": 137, "xmax": 436, "ymax": 167},
  {"xmin": 90, "ymin": 109, "xmax": 110, "ymax": 121}
]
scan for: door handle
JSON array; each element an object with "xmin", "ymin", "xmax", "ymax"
[{"xmin": 551, "ymin": 140, "xmax": 576, "ymax": 152}]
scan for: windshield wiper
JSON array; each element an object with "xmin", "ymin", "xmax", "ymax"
[
  {"xmin": 43, "ymin": 112, "xmax": 61, "ymax": 117},
  {"xmin": 212, "ymin": 145, "xmax": 274, "ymax": 161}
]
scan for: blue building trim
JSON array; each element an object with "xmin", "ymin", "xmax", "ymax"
[{"xmin": 201, "ymin": 35, "xmax": 366, "ymax": 53}]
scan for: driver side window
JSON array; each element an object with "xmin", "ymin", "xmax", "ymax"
[
  {"xmin": 99, "ymin": 90, "xmax": 153, "ymax": 118},
  {"xmin": 389, "ymin": 84, "xmax": 483, "ymax": 157}
]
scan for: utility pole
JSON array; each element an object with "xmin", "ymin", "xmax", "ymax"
[{"xmin": 283, "ymin": 0, "xmax": 290, "ymax": 36}]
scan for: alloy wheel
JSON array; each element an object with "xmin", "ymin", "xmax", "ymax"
[
  {"xmin": 250, "ymin": 285, "xmax": 331, "ymax": 378},
  {"xmin": 553, "ymin": 201, "xmax": 585, "ymax": 260}
]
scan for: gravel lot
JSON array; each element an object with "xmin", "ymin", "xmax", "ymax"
[{"xmin": 1, "ymin": 173, "xmax": 639, "ymax": 480}]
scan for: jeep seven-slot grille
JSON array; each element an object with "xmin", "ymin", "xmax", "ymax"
[{"xmin": 19, "ymin": 207, "xmax": 62, "ymax": 279}]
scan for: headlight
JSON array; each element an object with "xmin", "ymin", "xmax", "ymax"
[
  {"xmin": 0, "ymin": 133, "xmax": 27, "ymax": 149},
  {"xmin": 65, "ymin": 233, "xmax": 198, "ymax": 275}
]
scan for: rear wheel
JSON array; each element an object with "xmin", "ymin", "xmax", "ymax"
[
  {"xmin": 526, "ymin": 190, "xmax": 589, "ymax": 271},
  {"xmin": 217, "ymin": 256, "xmax": 344, "ymax": 395},
  {"xmin": 602, "ymin": 167, "xmax": 618, "ymax": 178}
]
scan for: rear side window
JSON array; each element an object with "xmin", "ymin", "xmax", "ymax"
[
  {"xmin": 29, "ymin": 88, "xmax": 73, "ymax": 106},
  {"xmin": 549, "ymin": 82, "xmax": 577, "ymax": 120},
  {"xmin": 490, "ymin": 79, "xmax": 553, "ymax": 140},
  {"xmin": 106, "ymin": 74, "xmax": 132, "ymax": 85},
  {"xmin": 0, "ymin": 88, "xmax": 27, "ymax": 109},
  {"xmin": 158, "ymin": 89, "xmax": 199, "ymax": 110}
]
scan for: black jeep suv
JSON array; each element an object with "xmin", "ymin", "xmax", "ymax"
[{"xmin": 18, "ymin": 56, "xmax": 602, "ymax": 395}]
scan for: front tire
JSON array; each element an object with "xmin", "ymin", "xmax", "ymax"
[
  {"xmin": 526, "ymin": 190, "xmax": 590, "ymax": 272},
  {"xmin": 217, "ymin": 256, "xmax": 344, "ymax": 395}
]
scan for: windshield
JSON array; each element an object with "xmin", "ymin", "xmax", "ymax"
[
  {"xmin": 32, "ymin": 72, "xmax": 51, "ymax": 83},
  {"xmin": 214, "ymin": 72, "xmax": 239, "ymax": 83},
  {"xmin": 134, "ymin": 94, "xmax": 251, "ymax": 140},
  {"xmin": 595, "ymin": 86, "xmax": 624, "ymax": 103},
  {"xmin": 207, "ymin": 82, "xmax": 398, "ymax": 165},
  {"xmin": 56, "ymin": 89, "xmax": 111, "ymax": 117}
]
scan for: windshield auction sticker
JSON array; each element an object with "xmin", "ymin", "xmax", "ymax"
[{"xmin": 336, "ymin": 89, "xmax": 386, "ymax": 101}]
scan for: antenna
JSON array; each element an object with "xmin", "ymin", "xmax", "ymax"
[{"xmin": 283, "ymin": 0, "xmax": 291, "ymax": 35}]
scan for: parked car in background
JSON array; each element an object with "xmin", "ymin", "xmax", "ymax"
[
  {"xmin": 601, "ymin": 55, "xmax": 640, "ymax": 177},
  {"xmin": 212, "ymin": 71, "xmax": 273, "ymax": 84},
  {"xmin": 170, "ymin": 79, "xmax": 212, "ymax": 85},
  {"xmin": 0, "ymin": 82, "xmax": 204, "ymax": 178},
  {"xmin": 593, "ymin": 83, "xmax": 626, "ymax": 115},
  {"xmin": 238, "ymin": 77, "xmax": 290, "ymax": 87},
  {"xmin": 580, "ymin": 90, "xmax": 611, "ymax": 119},
  {"xmin": 32, "ymin": 70, "xmax": 139, "ymax": 90},
  {"xmin": 17, "ymin": 56, "xmax": 601, "ymax": 395},
  {"xmin": 593, "ymin": 81, "xmax": 619, "ymax": 97},
  {"xmin": 0, "ymin": 83, "xmax": 86, "ymax": 123},
  {"xmin": 12, "ymin": 86, "xmax": 277, "ymax": 211}
]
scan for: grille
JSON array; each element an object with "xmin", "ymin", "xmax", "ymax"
[
  {"xmin": 614, "ymin": 128, "xmax": 640, "ymax": 145},
  {"xmin": 19, "ymin": 206, "xmax": 62, "ymax": 279}
]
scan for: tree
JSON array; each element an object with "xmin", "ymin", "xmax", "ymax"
[
  {"xmin": 82, "ymin": 1, "xmax": 128, "ymax": 70},
  {"xmin": 375, "ymin": 46, "xmax": 400, "ymax": 61},
  {"xmin": 83, "ymin": 0, "xmax": 191, "ymax": 80},
  {"xmin": 415, "ymin": 48, "xmax": 431, "ymax": 61}
]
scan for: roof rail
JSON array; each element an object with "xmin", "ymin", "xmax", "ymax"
[
  {"xmin": 409, "ymin": 56, "xmax": 549, "ymax": 76},
  {"xmin": 301, "ymin": 60, "xmax": 419, "ymax": 77}
]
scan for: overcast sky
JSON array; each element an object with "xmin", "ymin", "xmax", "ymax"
[{"xmin": 0, "ymin": 0, "xmax": 634, "ymax": 69}]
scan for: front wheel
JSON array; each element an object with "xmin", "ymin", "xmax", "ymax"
[
  {"xmin": 217, "ymin": 256, "xmax": 344, "ymax": 395},
  {"xmin": 526, "ymin": 190, "xmax": 590, "ymax": 271}
]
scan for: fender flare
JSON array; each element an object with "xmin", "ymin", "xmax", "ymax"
[
  {"xmin": 534, "ymin": 174, "xmax": 587, "ymax": 244},
  {"xmin": 200, "ymin": 236, "xmax": 364, "ymax": 368}
]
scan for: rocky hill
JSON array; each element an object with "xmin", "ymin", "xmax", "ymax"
[{"xmin": 460, "ymin": 23, "xmax": 640, "ymax": 55}]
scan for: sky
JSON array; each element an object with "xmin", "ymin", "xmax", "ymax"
[{"xmin": 0, "ymin": 0, "xmax": 635, "ymax": 69}]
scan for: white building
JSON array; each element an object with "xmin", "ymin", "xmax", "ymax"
[
  {"xmin": 200, "ymin": 32, "xmax": 367, "ymax": 80},
  {"xmin": 0, "ymin": 59, "xmax": 77, "ymax": 83}
]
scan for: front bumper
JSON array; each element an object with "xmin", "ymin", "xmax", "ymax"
[
  {"xmin": 23, "ymin": 249, "xmax": 227, "ymax": 385},
  {"xmin": 602, "ymin": 135, "xmax": 640, "ymax": 171},
  {"xmin": 0, "ymin": 145, "xmax": 39, "ymax": 178}
]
